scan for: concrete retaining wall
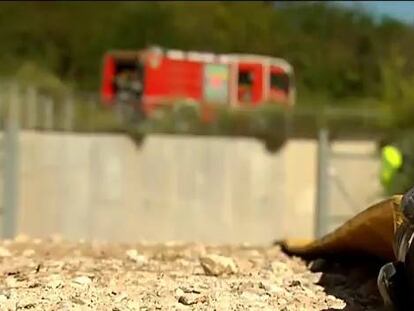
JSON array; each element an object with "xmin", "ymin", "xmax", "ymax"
[{"xmin": 15, "ymin": 131, "xmax": 382, "ymax": 244}]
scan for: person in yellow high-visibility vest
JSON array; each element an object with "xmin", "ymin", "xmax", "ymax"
[{"xmin": 381, "ymin": 144, "xmax": 404, "ymax": 193}]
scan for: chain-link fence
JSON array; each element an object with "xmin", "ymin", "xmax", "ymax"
[{"xmin": 314, "ymin": 127, "xmax": 384, "ymax": 238}]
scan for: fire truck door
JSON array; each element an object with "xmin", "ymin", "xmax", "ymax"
[{"xmin": 237, "ymin": 64, "xmax": 263, "ymax": 105}]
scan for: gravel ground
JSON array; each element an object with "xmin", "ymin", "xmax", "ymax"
[{"xmin": 0, "ymin": 236, "xmax": 383, "ymax": 311}]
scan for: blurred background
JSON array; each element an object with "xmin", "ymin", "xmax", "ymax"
[{"xmin": 0, "ymin": 1, "xmax": 413, "ymax": 244}]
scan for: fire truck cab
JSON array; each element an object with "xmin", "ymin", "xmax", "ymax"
[{"xmin": 231, "ymin": 54, "xmax": 295, "ymax": 107}]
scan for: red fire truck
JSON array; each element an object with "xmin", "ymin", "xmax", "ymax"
[{"xmin": 100, "ymin": 46, "xmax": 295, "ymax": 119}]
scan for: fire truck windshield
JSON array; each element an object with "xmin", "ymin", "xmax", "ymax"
[
  {"xmin": 113, "ymin": 59, "xmax": 144, "ymax": 103},
  {"xmin": 238, "ymin": 71, "xmax": 253, "ymax": 86},
  {"xmin": 270, "ymin": 71, "xmax": 290, "ymax": 94}
]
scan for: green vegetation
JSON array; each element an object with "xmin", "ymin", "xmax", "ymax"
[{"xmin": 0, "ymin": 2, "xmax": 410, "ymax": 103}]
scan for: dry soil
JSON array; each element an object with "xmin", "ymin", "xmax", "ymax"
[{"xmin": 0, "ymin": 237, "xmax": 383, "ymax": 311}]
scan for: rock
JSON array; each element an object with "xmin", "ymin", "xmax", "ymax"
[
  {"xmin": 325, "ymin": 294, "xmax": 346, "ymax": 309},
  {"xmin": 192, "ymin": 244, "xmax": 207, "ymax": 257},
  {"xmin": 178, "ymin": 295, "xmax": 197, "ymax": 305},
  {"xmin": 270, "ymin": 261, "xmax": 292, "ymax": 275},
  {"xmin": 277, "ymin": 297, "xmax": 288, "ymax": 305},
  {"xmin": 259, "ymin": 281, "xmax": 284, "ymax": 294},
  {"xmin": 125, "ymin": 249, "xmax": 148, "ymax": 266},
  {"xmin": 164, "ymin": 240, "xmax": 185, "ymax": 247},
  {"xmin": 73, "ymin": 250, "xmax": 82, "ymax": 257},
  {"xmin": 289, "ymin": 280, "xmax": 301, "ymax": 287},
  {"xmin": 302, "ymin": 286, "xmax": 317, "ymax": 299},
  {"xmin": 17, "ymin": 301, "xmax": 36, "ymax": 309},
  {"xmin": 22, "ymin": 249, "xmax": 35, "ymax": 257},
  {"xmin": 14, "ymin": 234, "xmax": 30, "ymax": 243},
  {"xmin": 71, "ymin": 296, "xmax": 87, "ymax": 305},
  {"xmin": 235, "ymin": 258, "xmax": 254, "ymax": 272},
  {"xmin": 5, "ymin": 276, "xmax": 18, "ymax": 288},
  {"xmin": 182, "ymin": 244, "xmax": 207, "ymax": 258},
  {"xmin": 0, "ymin": 246, "xmax": 11, "ymax": 257},
  {"xmin": 47, "ymin": 279, "xmax": 63, "ymax": 289},
  {"xmin": 178, "ymin": 294, "xmax": 206, "ymax": 305},
  {"xmin": 47, "ymin": 274, "xmax": 63, "ymax": 289},
  {"xmin": 127, "ymin": 300, "xmax": 140, "ymax": 309},
  {"xmin": 240, "ymin": 291, "xmax": 261, "ymax": 301},
  {"xmin": 241, "ymin": 249, "xmax": 262, "ymax": 258},
  {"xmin": 199, "ymin": 254, "xmax": 238, "ymax": 276},
  {"xmin": 72, "ymin": 276, "xmax": 92, "ymax": 286},
  {"xmin": 114, "ymin": 292, "xmax": 128, "ymax": 303},
  {"xmin": 74, "ymin": 271, "xmax": 95, "ymax": 278},
  {"xmin": 50, "ymin": 234, "xmax": 63, "ymax": 243},
  {"xmin": 179, "ymin": 286, "xmax": 201, "ymax": 294},
  {"xmin": 174, "ymin": 288, "xmax": 185, "ymax": 298},
  {"xmin": 236, "ymin": 280, "xmax": 257, "ymax": 293},
  {"xmin": 2, "ymin": 240, "xmax": 12, "ymax": 246},
  {"xmin": 47, "ymin": 260, "xmax": 65, "ymax": 270},
  {"xmin": 309, "ymin": 258, "xmax": 329, "ymax": 272}
]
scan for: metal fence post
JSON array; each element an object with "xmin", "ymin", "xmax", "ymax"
[
  {"xmin": 0, "ymin": 88, "xmax": 3, "ymax": 122},
  {"xmin": 63, "ymin": 95, "xmax": 74, "ymax": 132},
  {"xmin": 44, "ymin": 97, "xmax": 54, "ymax": 130},
  {"xmin": 314, "ymin": 127, "xmax": 330, "ymax": 238},
  {"xmin": 2, "ymin": 84, "xmax": 20, "ymax": 239},
  {"xmin": 88, "ymin": 96, "xmax": 96, "ymax": 132},
  {"xmin": 26, "ymin": 87, "xmax": 38, "ymax": 129}
]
